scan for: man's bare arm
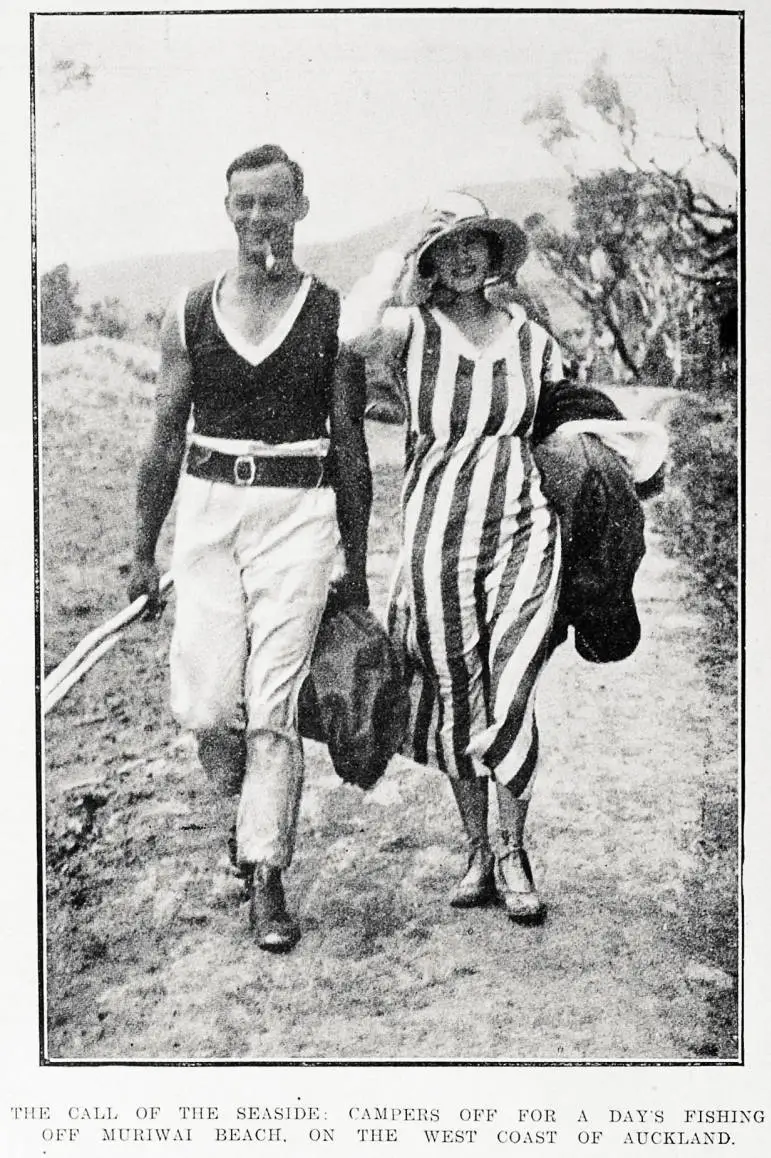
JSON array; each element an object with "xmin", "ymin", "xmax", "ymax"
[
  {"xmin": 328, "ymin": 345, "xmax": 373, "ymax": 608},
  {"xmin": 127, "ymin": 303, "xmax": 192, "ymax": 613}
]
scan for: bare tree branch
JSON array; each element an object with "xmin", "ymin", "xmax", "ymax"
[
  {"xmin": 521, "ymin": 62, "xmax": 738, "ymax": 383},
  {"xmin": 695, "ymin": 119, "xmax": 738, "ymax": 176}
]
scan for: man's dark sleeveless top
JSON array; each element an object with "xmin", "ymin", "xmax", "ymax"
[{"xmin": 184, "ymin": 276, "xmax": 340, "ymax": 443}]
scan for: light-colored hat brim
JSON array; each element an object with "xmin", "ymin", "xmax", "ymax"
[{"xmin": 417, "ymin": 217, "xmax": 528, "ymax": 278}]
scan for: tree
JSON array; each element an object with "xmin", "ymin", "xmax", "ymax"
[
  {"xmin": 36, "ymin": 50, "xmax": 96, "ymax": 137},
  {"xmin": 523, "ymin": 59, "xmax": 737, "ymax": 390},
  {"xmin": 40, "ymin": 264, "xmax": 81, "ymax": 344}
]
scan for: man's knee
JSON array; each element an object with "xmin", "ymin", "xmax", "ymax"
[
  {"xmin": 196, "ymin": 726, "xmax": 246, "ymax": 795},
  {"xmin": 170, "ymin": 636, "xmax": 245, "ymax": 734},
  {"xmin": 171, "ymin": 687, "xmax": 244, "ymax": 733},
  {"xmin": 246, "ymin": 724, "xmax": 300, "ymax": 763}
]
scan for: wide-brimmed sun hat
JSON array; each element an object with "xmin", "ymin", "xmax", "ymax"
[{"xmin": 416, "ymin": 191, "xmax": 529, "ymax": 279}]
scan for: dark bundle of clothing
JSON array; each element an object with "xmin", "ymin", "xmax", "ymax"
[
  {"xmin": 298, "ymin": 602, "xmax": 410, "ymax": 788},
  {"xmin": 533, "ymin": 381, "xmax": 648, "ymax": 663}
]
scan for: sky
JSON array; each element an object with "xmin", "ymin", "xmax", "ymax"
[{"xmin": 33, "ymin": 10, "xmax": 740, "ymax": 269}]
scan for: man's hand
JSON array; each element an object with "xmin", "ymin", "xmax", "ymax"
[
  {"xmin": 127, "ymin": 557, "xmax": 163, "ymax": 619},
  {"xmin": 328, "ymin": 571, "xmax": 370, "ymax": 614}
]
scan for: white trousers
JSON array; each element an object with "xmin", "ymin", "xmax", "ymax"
[{"xmin": 170, "ymin": 475, "xmax": 341, "ymax": 866}]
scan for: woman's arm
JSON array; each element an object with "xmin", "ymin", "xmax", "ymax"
[
  {"xmin": 531, "ymin": 326, "xmax": 668, "ymax": 485},
  {"xmin": 338, "ymin": 250, "xmax": 413, "ymax": 360},
  {"xmin": 338, "ymin": 211, "xmax": 439, "ymax": 357}
]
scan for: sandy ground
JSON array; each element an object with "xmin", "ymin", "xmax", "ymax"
[{"xmin": 41, "ymin": 348, "xmax": 738, "ymax": 1062}]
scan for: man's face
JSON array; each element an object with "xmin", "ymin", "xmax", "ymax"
[{"xmin": 225, "ymin": 162, "xmax": 308, "ymax": 265}]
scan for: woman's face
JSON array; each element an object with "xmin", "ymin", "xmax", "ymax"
[{"xmin": 430, "ymin": 229, "xmax": 494, "ymax": 294}]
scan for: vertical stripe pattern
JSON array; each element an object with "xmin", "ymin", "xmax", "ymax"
[{"xmin": 389, "ymin": 306, "xmax": 563, "ymax": 795}]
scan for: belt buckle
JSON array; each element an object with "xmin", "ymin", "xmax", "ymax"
[{"xmin": 234, "ymin": 454, "xmax": 256, "ymax": 486}]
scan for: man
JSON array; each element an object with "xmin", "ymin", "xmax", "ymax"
[{"xmin": 128, "ymin": 144, "xmax": 372, "ymax": 952}]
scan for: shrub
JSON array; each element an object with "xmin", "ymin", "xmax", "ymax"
[
  {"xmin": 81, "ymin": 296, "xmax": 130, "ymax": 340},
  {"xmin": 654, "ymin": 387, "xmax": 738, "ymax": 619},
  {"xmin": 40, "ymin": 264, "xmax": 81, "ymax": 344}
]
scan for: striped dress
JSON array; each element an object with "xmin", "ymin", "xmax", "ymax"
[{"xmin": 387, "ymin": 302, "xmax": 563, "ymax": 796}]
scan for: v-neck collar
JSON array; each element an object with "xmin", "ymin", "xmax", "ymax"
[
  {"xmin": 212, "ymin": 271, "xmax": 313, "ymax": 367},
  {"xmin": 429, "ymin": 301, "xmax": 527, "ymax": 358}
]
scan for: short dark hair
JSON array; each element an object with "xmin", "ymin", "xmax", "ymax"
[{"xmin": 225, "ymin": 144, "xmax": 305, "ymax": 197}]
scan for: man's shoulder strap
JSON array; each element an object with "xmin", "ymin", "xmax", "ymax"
[
  {"xmin": 307, "ymin": 276, "xmax": 341, "ymax": 327},
  {"xmin": 183, "ymin": 279, "xmax": 216, "ymax": 350}
]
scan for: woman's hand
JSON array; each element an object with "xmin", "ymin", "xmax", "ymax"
[
  {"xmin": 390, "ymin": 213, "xmax": 439, "ymax": 307},
  {"xmin": 397, "ymin": 211, "xmax": 440, "ymax": 261}
]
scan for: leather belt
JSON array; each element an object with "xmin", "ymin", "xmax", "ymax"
[{"xmin": 186, "ymin": 444, "xmax": 331, "ymax": 488}]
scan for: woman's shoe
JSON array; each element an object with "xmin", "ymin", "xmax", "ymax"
[
  {"xmin": 449, "ymin": 844, "xmax": 496, "ymax": 908},
  {"xmin": 448, "ymin": 777, "xmax": 493, "ymax": 907},
  {"xmin": 495, "ymin": 846, "xmax": 546, "ymax": 925}
]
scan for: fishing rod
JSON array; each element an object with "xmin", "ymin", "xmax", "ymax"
[{"xmin": 43, "ymin": 572, "xmax": 174, "ymax": 714}]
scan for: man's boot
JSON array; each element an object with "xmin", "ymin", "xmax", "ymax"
[
  {"xmin": 227, "ymin": 824, "xmax": 249, "ymax": 883},
  {"xmin": 494, "ymin": 786, "xmax": 546, "ymax": 925},
  {"xmin": 448, "ymin": 777, "xmax": 496, "ymax": 908},
  {"xmin": 247, "ymin": 864, "xmax": 301, "ymax": 952}
]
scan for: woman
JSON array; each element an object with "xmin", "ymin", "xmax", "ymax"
[{"xmin": 340, "ymin": 192, "xmax": 663, "ymax": 924}]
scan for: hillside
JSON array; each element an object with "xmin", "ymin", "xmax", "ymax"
[{"xmin": 72, "ymin": 177, "xmax": 574, "ymax": 318}]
